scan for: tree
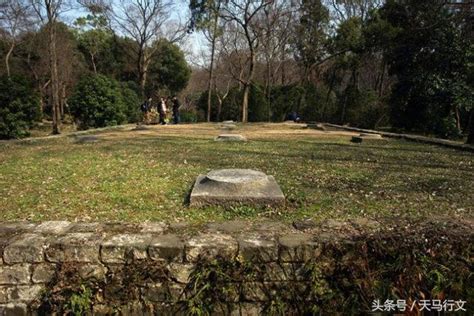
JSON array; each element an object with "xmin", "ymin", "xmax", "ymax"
[
  {"xmin": 294, "ymin": 0, "xmax": 330, "ymax": 78},
  {"xmin": 221, "ymin": 0, "xmax": 273, "ymax": 123},
  {"xmin": 31, "ymin": 0, "xmax": 68, "ymax": 134},
  {"xmin": 105, "ymin": 0, "xmax": 185, "ymax": 96},
  {"xmin": 145, "ymin": 39, "xmax": 191, "ymax": 96},
  {"xmin": 0, "ymin": 0, "xmax": 34, "ymax": 77},
  {"xmin": 74, "ymin": 14, "xmax": 111, "ymax": 74},
  {"xmin": 69, "ymin": 74, "xmax": 127, "ymax": 129},
  {"xmin": 381, "ymin": 0, "xmax": 472, "ymax": 138},
  {"xmin": 0, "ymin": 75, "xmax": 41, "ymax": 139},
  {"xmin": 189, "ymin": 0, "xmax": 224, "ymax": 122}
]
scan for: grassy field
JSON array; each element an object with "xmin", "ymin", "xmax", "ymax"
[{"xmin": 0, "ymin": 123, "xmax": 473, "ymax": 224}]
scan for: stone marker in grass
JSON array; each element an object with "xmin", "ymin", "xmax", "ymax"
[
  {"xmin": 132, "ymin": 125, "xmax": 150, "ymax": 131},
  {"xmin": 190, "ymin": 169, "xmax": 285, "ymax": 207},
  {"xmin": 215, "ymin": 134, "xmax": 247, "ymax": 142},
  {"xmin": 351, "ymin": 133, "xmax": 383, "ymax": 143},
  {"xmin": 74, "ymin": 135, "xmax": 100, "ymax": 144}
]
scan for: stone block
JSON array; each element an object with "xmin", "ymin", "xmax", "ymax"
[
  {"xmin": 78, "ymin": 264, "xmax": 107, "ymax": 280},
  {"xmin": 0, "ymin": 265, "xmax": 30, "ymax": 285},
  {"xmin": 205, "ymin": 220, "xmax": 250, "ymax": 234},
  {"xmin": 101, "ymin": 234, "xmax": 153, "ymax": 263},
  {"xmin": 0, "ymin": 223, "xmax": 36, "ymax": 235},
  {"xmin": 278, "ymin": 234, "xmax": 322, "ymax": 262},
  {"xmin": 74, "ymin": 135, "xmax": 100, "ymax": 144},
  {"xmin": 6, "ymin": 285, "xmax": 44, "ymax": 303},
  {"xmin": 0, "ymin": 303, "xmax": 28, "ymax": 316},
  {"xmin": 46, "ymin": 233, "xmax": 102, "ymax": 263},
  {"xmin": 139, "ymin": 222, "xmax": 168, "ymax": 234},
  {"xmin": 68, "ymin": 222, "xmax": 104, "ymax": 233},
  {"xmin": 3, "ymin": 234, "xmax": 47, "ymax": 264},
  {"xmin": 142, "ymin": 283, "xmax": 184, "ymax": 303},
  {"xmin": 32, "ymin": 263, "xmax": 56, "ymax": 283},
  {"xmin": 214, "ymin": 134, "xmax": 247, "ymax": 142},
  {"xmin": 34, "ymin": 221, "xmax": 72, "ymax": 234},
  {"xmin": 167, "ymin": 263, "xmax": 194, "ymax": 284},
  {"xmin": 242, "ymin": 282, "xmax": 267, "ymax": 302},
  {"xmin": 149, "ymin": 235, "xmax": 184, "ymax": 262},
  {"xmin": 237, "ymin": 235, "xmax": 277, "ymax": 262},
  {"xmin": 351, "ymin": 133, "xmax": 384, "ymax": 143},
  {"xmin": 190, "ymin": 169, "xmax": 285, "ymax": 207},
  {"xmin": 185, "ymin": 233, "xmax": 238, "ymax": 262},
  {"xmin": 230, "ymin": 303, "xmax": 261, "ymax": 316},
  {"xmin": 0, "ymin": 287, "xmax": 7, "ymax": 304}
]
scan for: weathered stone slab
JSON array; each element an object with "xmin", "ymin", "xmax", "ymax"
[
  {"xmin": 139, "ymin": 222, "xmax": 168, "ymax": 234},
  {"xmin": 32, "ymin": 264, "xmax": 56, "ymax": 283},
  {"xmin": 78, "ymin": 264, "xmax": 107, "ymax": 280},
  {"xmin": 132, "ymin": 125, "xmax": 150, "ymax": 131},
  {"xmin": 3, "ymin": 234, "xmax": 47, "ymax": 264},
  {"xmin": 7, "ymin": 285, "xmax": 44, "ymax": 303},
  {"xmin": 101, "ymin": 234, "xmax": 153, "ymax": 263},
  {"xmin": 0, "ymin": 303, "xmax": 28, "ymax": 316},
  {"xmin": 149, "ymin": 235, "xmax": 183, "ymax": 262},
  {"xmin": 351, "ymin": 133, "xmax": 384, "ymax": 143},
  {"xmin": 220, "ymin": 124, "xmax": 237, "ymax": 131},
  {"xmin": 0, "ymin": 265, "xmax": 30, "ymax": 285},
  {"xmin": 167, "ymin": 263, "xmax": 194, "ymax": 283},
  {"xmin": 0, "ymin": 223, "xmax": 36, "ymax": 235},
  {"xmin": 46, "ymin": 233, "xmax": 102, "ymax": 263},
  {"xmin": 34, "ymin": 221, "xmax": 72, "ymax": 234},
  {"xmin": 307, "ymin": 123, "xmax": 326, "ymax": 131},
  {"xmin": 185, "ymin": 233, "xmax": 238, "ymax": 262},
  {"xmin": 222, "ymin": 120, "xmax": 234, "ymax": 124},
  {"xmin": 278, "ymin": 234, "xmax": 322, "ymax": 262},
  {"xmin": 74, "ymin": 135, "xmax": 100, "ymax": 143},
  {"xmin": 190, "ymin": 169, "xmax": 285, "ymax": 207},
  {"xmin": 215, "ymin": 134, "xmax": 247, "ymax": 142},
  {"xmin": 237, "ymin": 234, "xmax": 277, "ymax": 262}
]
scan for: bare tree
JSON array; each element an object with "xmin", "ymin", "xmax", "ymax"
[
  {"xmin": 106, "ymin": 0, "xmax": 186, "ymax": 96},
  {"xmin": 258, "ymin": 0, "xmax": 296, "ymax": 119},
  {"xmin": 325, "ymin": 0, "xmax": 384, "ymax": 23},
  {"xmin": 221, "ymin": 0, "xmax": 273, "ymax": 123},
  {"xmin": 31, "ymin": 0, "xmax": 68, "ymax": 134},
  {"xmin": 0, "ymin": 0, "xmax": 34, "ymax": 77},
  {"xmin": 202, "ymin": 0, "xmax": 223, "ymax": 122}
]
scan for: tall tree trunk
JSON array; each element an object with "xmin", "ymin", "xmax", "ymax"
[
  {"xmin": 91, "ymin": 53, "xmax": 97, "ymax": 74},
  {"xmin": 49, "ymin": 22, "xmax": 60, "ymax": 134},
  {"xmin": 242, "ymin": 83, "xmax": 250, "ymax": 123},
  {"xmin": 241, "ymin": 50, "xmax": 255, "ymax": 123},
  {"xmin": 467, "ymin": 109, "xmax": 474, "ymax": 145},
  {"xmin": 5, "ymin": 42, "xmax": 15, "ymax": 78},
  {"xmin": 265, "ymin": 59, "xmax": 271, "ymax": 122},
  {"xmin": 207, "ymin": 12, "xmax": 219, "ymax": 123}
]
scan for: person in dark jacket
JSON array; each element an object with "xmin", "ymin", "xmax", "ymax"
[
  {"xmin": 172, "ymin": 96, "xmax": 181, "ymax": 124},
  {"xmin": 140, "ymin": 98, "xmax": 152, "ymax": 124}
]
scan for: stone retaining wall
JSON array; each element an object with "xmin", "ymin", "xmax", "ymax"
[
  {"xmin": 322, "ymin": 123, "xmax": 474, "ymax": 152},
  {"xmin": 0, "ymin": 219, "xmax": 472, "ymax": 315}
]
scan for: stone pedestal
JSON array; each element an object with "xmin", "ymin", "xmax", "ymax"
[
  {"xmin": 190, "ymin": 169, "xmax": 285, "ymax": 207},
  {"xmin": 351, "ymin": 133, "xmax": 383, "ymax": 143},
  {"xmin": 215, "ymin": 134, "xmax": 247, "ymax": 142}
]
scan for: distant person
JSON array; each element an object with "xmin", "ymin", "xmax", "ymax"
[
  {"xmin": 140, "ymin": 98, "xmax": 152, "ymax": 124},
  {"xmin": 172, "ymin": 96, "xmax": 181, "ymax": 124},
  {"xmin": 287, "ymin": 111, "xmax": 301, "ymax": 123},
  {"xmin": 159, "ymin": 97, "xmax": 167, "ymax": 125}
]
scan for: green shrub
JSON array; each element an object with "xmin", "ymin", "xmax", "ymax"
[
  {"xmin": 69, "ymin": 74, "xmax": 127, "ymax": 129},
  {"xmin": 120, "ymin": 81, "xmax": 141, "ymax": 123},
  {"xmin": 0, "ymin": 75, "xmax": 41, "ymax": 139},
  {"xmin": 248, "ymin": 84, "xmax": 269, "ymax": 122},
  {"xmin": 180, "ymin": 109, "xmax": 199, "ymax": 123}
]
